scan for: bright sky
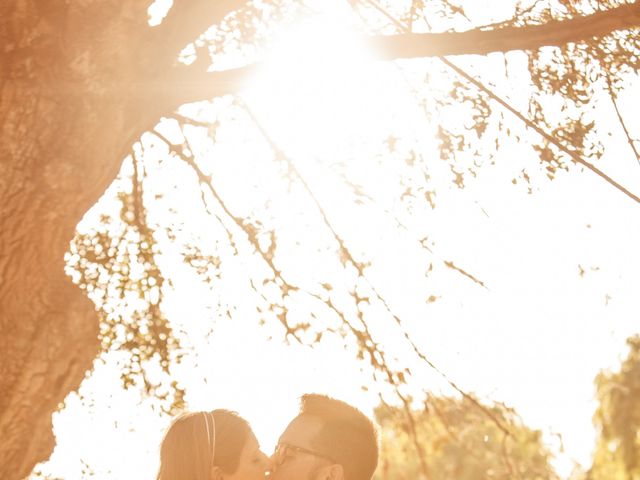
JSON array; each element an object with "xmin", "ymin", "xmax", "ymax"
[{"xmin": 32, "ymin": 1, "xmax": 640, "ymax": 479}]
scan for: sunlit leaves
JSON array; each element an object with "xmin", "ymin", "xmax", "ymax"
[
  {"xmin": 66, "ymin": 154, "xmax": 184, "ymax": 413},
  {"xmin": 590, "ymin": 336, "xmax": 640, "ymax": 480},
  {"xmin": 375, "ymin": 395, "xmax": 560, "ymax": 480},
  {"xmin": 62, "ymin": 0, "xmax": 640, "ymax": 469}
]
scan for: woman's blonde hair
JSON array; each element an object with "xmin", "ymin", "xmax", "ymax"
[{"xmin": 157, "ymin": 409, "xmax": 251, "ymax": 480}]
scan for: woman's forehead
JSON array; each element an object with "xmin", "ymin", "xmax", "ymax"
[{"xmin": 244, "ymin": 430, "xmax": 260, "ymax": 450}]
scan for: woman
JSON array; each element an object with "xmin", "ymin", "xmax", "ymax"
[{"xmin": 157, "ymin": 409, "xmax": 270, "ymax": 480}]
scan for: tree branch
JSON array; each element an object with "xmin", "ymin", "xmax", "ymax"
[
  {"xmin": 133, "ymin": 1, "xmax": 640, "ymax": 209},
  {"xmin": 604, "ymin": 73, "xmax": 640, "ymax": 167},
  {"xmin": 165, "ymin": 1, "xmax": 639, "ymax": 102},
  {"xmin": 358, "ymin": 0, "xmax": 640, "ymax": 204},
  {"xmin": 137, "ymin": 2, "xmax": 639, "ymax": 114},
  {"xmin": 166, "ymin": 64, "xmax": 258, "ymax": 107},
  {"xmin": 238, "ymin": 99, "xmax": 514, "ymax": 439},
  {"xmin": 151, "ymin": 0, "xmax": 249, "ymax": 61},
  {"xmin": 440, "ymin": 55, "xmax": 640, "ymax": 204},
  {"xmin": 443, "ymin": 260, "xmax": 489, "ymax": 290},
  {"xmin": 150, "ymin": 127, "xmax": 307, "ymax": 343},
  {"xmin": 370, "ymin": 1, "xmax": 640, "ymax": 59}
]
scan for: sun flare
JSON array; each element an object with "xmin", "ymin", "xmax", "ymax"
[{"xmin": 244, "ymin": 14, "xmax": 376, "ymax": 156}]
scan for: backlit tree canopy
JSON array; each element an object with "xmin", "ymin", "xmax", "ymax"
[
  {"xmin": 1, "ymin": 1, "xmax": 639, "ymax": 479},
  {"xmin": 375, "ymin": 395, "xmax": 560, "ymax": 480},
  {"xmin": 589, "ymin": 336, "xmax": 640, "ymax": 480}
]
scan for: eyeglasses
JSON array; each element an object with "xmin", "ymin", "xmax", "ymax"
[{"xmin": 272, "ymin": 443, "xmax": 335, "ymax": 470}]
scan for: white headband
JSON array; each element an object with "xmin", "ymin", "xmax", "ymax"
[{"xmin": 203, "ymin": 411, "xmax": 216, "ymax": 467}]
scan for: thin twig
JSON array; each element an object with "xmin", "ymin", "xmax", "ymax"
[
  {"xmin": 604, "ymin": 73, "xmax": 640, "ymax": 167},
  {"xmin": 312, "ymin": 291, "xmax": 432, "ymax": 479},
  {"xmin": 152, "ymin": 127, "xmax": 305, "ymax": 341},
  {"xmin": 440, "ymin": 56, "xmax": 640, "ymax": 203},
  {"xmin": 443, "ymin": 260, "xmax": 489, "ymax": 290},
  {"xmin": 238, "ymin": 96, "xmax": 512, "ymax": 435},
  {"xmin": 363, "ymin": 0, "xmax": 640, "ymax": 204},
  {"xmin": 150, "ymin": 128, "xmax": 237, "ymax": 253}
]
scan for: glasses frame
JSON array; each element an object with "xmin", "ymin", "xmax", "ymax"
[{"xmin": 273, "ymin": 443, "xmax": 336, "ymax": 470}]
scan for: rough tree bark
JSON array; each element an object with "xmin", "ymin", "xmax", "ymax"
[
  {"xmin": 0, "ymin": 1, "xmax": 637, "ymax": 479},
  {"xmin": 0, "ymin": 1, "xmax": 244, "ymax": 478}
]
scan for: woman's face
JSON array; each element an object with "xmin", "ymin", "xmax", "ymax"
[{"xmin": 223, "ymin": 432, "xmax": 270, "ymax": 480}]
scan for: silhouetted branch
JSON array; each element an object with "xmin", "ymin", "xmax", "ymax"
[
  {"xmin": 361, "ymin": 0, "xmax": 640, "ymax": 204},
  {"xmin": 166, "ymin": 120, "xmax": 240, "ymax": 254},
  {"xmin": 238, "ymin": 98, "xmax": 513, "ymax": 432},
  {"xmin": 443, "ymin": 260, "xmax": 489, "ymax": 290},
  {"xmin": 440, "ymin": 56, "xmax": 640, "ymax": 204},
  {"xmin": 604, "ymin": 74, "xmax": 640, "ymax": 167},
  {"xmin": 368, "ymin": 1, "xmax": 640, "ymax": 59},
  {"xmin": 163, "ymin": 1, "xmax": 639, "ymax": 108},
  {"xmin": 151, "ymin": 0, "xmax": 249, "ymax": 63},
  {"xmin": 236, "ymin": 99, "xmax": 518, "ymax": 480},
  {"xmin": 312, "ymin": 292, "xmax": 431, "ymax": 479},
  {"xmin": 151, "ymin": 127, "xmax": 306, "ymax": 343}
]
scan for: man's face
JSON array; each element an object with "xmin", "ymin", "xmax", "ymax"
[{"xmin": 270, "ymin": 415, "xmax": 332, "ymax": 480}]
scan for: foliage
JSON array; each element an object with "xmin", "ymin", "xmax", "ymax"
[
  {"xmin": 66, "ymin": 150, "xmax": 185, "ymax": 413},
  {"xmin": 374, "ymin": 395, "xmax": 560, "ymax": 480},
  {"xmin": 63, "ymin": 0, "xmax": 640, "ymax": 445},
  {"xmin": 589, "ymin": 336, "xmax": 640, "ymax": 480}
]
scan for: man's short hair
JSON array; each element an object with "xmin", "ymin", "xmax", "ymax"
[{"xmin": 299, "ymin": 394, "xmax": 378, "ymax": 480}]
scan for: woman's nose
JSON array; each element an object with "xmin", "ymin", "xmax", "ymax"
[{"xmin": 259, "ymin": 450, "xmax": 270, "ymax": 468}]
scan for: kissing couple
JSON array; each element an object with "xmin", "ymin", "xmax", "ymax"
[{"xmin": 157, "ymin": 393, "xmax": 378, "ymax": 480}]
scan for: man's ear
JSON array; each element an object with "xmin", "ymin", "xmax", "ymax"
[
  {"xmin": 323, "ymin": 464, "xmax": 344, "ymax": 480},
  {"xmin": 211, "ymin": 466, "xmax": 224, "ymax": 480}
]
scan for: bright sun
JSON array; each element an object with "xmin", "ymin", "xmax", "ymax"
[{"xmin": 243, "ymin": 12, "xmax": 376, "ymax": 157}]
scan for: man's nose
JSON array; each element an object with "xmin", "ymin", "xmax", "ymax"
[{"xmin": 266, "ymin": 452, "xmax": 277, "ymax": 475}]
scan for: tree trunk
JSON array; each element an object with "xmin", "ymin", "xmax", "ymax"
[
  {"xmin": 0, "ymin": 1, "xmax": 144, "ymax": 477},
  {"xmin": 0, "ymin": 0, "xmax": 249, "ymax": 475}
]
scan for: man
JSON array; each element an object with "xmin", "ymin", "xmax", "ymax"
[{"xmin": 270, "ymin": 394, "xmax": 378, "ymax": 480}]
